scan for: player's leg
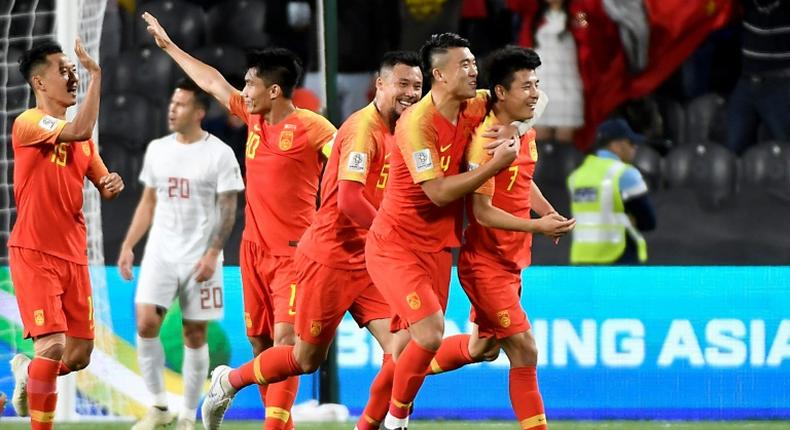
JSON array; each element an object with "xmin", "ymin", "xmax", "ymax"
[
  {"xmin": 499, "ymin": 330, "xmax": 547, "ymax": 430},
  {"xmin": 366, "ymin": 234, "xmax": 450, "ymax": 429},
  {"xmin": 132, "ymin": 254, "xmax": 180, "ymax": 429},
  {"xmin": 8, "ymin": 248, "xmax": 86, "ymax": 429}
]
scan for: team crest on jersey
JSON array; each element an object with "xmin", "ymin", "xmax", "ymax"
[
  {"xmin": 34, "ymin": 309, "xmax": 45, "ymax": 326},
  {"xmin": 529, "ymin": 140, "xmax": 538, "ymax": 161},
  {"xmin": 279, "ymin": 130, "xmax": 294, "ymax": 151},
  {"xmin": 497, "ymin": 310, "xmax": 511, "ymax": 328},
  {"xmin": 81, "ymin": 142, "xmax": 91, "ymax": 156},
  {"xmin": 310, "ymin": 321, "xmax": 322, "ymax": 337},
  {"xmin": 406, "ymin": 292, "xmax": 421, "ymax": 310},
  {"xmin": 245, "ymin": 312, "xmax": 252, "ymax": 328}
]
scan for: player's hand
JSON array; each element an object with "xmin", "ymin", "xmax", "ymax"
[
  {"xmin": 74, "ymin": 38, "xmax": 100, "ymax": 76},
  {"xmin": 193, "ymin": 250, "xmax": 219, "ymax": 283},
  {"xmin": 100, "ymin": 172, "xmax": 124, "ymax": 196},
  {"xmin": 142, "ymin": 12, "xmax": 173, "ymax": 50},
  {"xmin": 535, "ymin": 213, "xmax": 575, "ymax": 238},
  {"xmin": 482, "ymin": 124, "xmax": 519, "ymax": 142},
  {"xmin": 490, "ymin": 137, "xmax": 520, "ymax": 169},
  {"xmin": 117, "ymin": 247, "xmax": 134, "ymax": 281}
]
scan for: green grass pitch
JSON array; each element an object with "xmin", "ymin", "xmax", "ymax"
[{"xmin": 3, "ymin": 421, "xmax": 790, "ymax": 429}]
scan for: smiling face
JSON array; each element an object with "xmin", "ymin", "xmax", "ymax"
[
  {"xmin": 496, "ymin": 68, "xmax": 540, "ymax": 122},
  {"xmin": 34, "ymin": 53, "xmax": 79, "ymax": 108},
  {"xmin": 376, "ymin": 63, "xmax": 423, "ymax": 121},
  {"xmin": 433, "ymin": 47, "xmax": 478, "ymax": 99},
  {"xmin": 241, "ymin": 67, "xmax": 274, "ymax": 115}
]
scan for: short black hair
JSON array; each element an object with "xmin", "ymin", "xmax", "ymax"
[
  {"xmin": 418, "ymin": 33, "xmax": 471, "ymax": 81},
  {"xmin": 245, "ymin": 47, "xmax": 303, "ymax": 98},
  {"xmin": 486, "ymin": 46, "xmax": 541, "ymax": 103},
  {"xmin": 378, "ymin": 50, "xmax": 421, "ymax": 74},
  {"xmin": 174, "ymin": 78, "xmax": 211, "ymax": 111},
  {"xmin": 18, "ymin": 40, "xmax": 63, "ymax": 84}
]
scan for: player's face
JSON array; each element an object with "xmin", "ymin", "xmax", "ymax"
[
  {"xmin": 242, "ymin": 68, "xmax": 272, "ymax": 115},
  {"xmin": 498, "ymin": 69, "xmax": 540, "ymax": 121},
  {"xmin": 437, "ymin": 47, "xmax": 477, "ymax": 99},
  {"xmin": 167, "ymin": 88, "xmax": 203, "ymax": 133},
  {"xmin": 377, "ymin": 64, "xmax": 422, "ymax": 119},
  {"xmin": 38, "ymin": 53, "xmax": 78, "ymax": 107}
]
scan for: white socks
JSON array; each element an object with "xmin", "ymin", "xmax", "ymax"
[
  {"xmin": 180, "ymin": 344, "xmax": 209, "ymax": 422},
  {"xmin": 137, "ymin": 335, "xmax": 167, "ymax": 407},
  {"xmin": 383, "ymin": 411, "xmax": 409, "ymax": 429}
]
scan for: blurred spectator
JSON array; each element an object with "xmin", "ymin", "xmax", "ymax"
[
  {"xmin": 530, "ymin": 0, "xmax": 584, "ymax": 144},
  {"xmin": 399, "ymin": 0, "xmax": 463, "ymax": 51},
  {"xmin": 292, "ymin": 87, "xmax": 322, "ymax": 113},
  {"xmin": 459, "ymin": 0, "xmax": 516, "ymax": 60},
  {"xmin": 567, "ymin": 118, "xmax": 656, "ymax": 265},
  {"xmin": 725, "ymin": 0, "xmax": 790, "ymax": 155}
]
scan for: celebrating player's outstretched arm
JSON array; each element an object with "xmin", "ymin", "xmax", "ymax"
[
  {"xmin": 142, "ymin": 12, "xmax": 236, "ymax": 109},
  {"xmin": 55, "ymin": 38, "xmax": 102, "ymax": 142}
]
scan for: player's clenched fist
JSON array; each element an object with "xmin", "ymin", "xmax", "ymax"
[
  {"xmin": 99, "ymin": 172, "xmax": 124, "ymax": 199},
  {"xmin": 142, "ymin": 12, "xmax": 173, "ymax": 50}
]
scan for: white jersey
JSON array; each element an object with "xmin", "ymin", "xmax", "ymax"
[{"xmin": 139, "ymin": 132, "xmax": 244, "ymax": 263}]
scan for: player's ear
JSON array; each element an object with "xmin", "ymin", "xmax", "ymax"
[
  {"xmin": 269, "ymin": 84, "xmax": 281, "ymax": 100},
  {"xmin": 431, "ymin": 67, "xmax": 443, "ymax": 83},
  {"xmin": 494, "ymin": 84, "xmax": 506, "ymax": 101}
]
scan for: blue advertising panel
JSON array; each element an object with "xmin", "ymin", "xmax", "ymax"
[{"xmin": 2, "ymin": 266, "xmax": 788, "ymax": 420}]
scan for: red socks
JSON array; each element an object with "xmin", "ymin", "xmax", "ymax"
[
  {"xmin": 356, "ymin": 353, "xmax": 394, "ymax": 430},
  {"xmin": 427, "ymin": 334, "xmax": 473, "ymax": 374},
  {"xmin": 229, "ymin": 346, "xmax": 304, "ymax": 389},
  {"xmin": 509, "ymin": 366, "xmax": 547, "ymax": 430},
  {"xmin": 27, "ymin": 357, "xmax": 60, "ymax": 430},
  {"xmin": 264, "ymin": 377, "xmax": 299, "ymax": 430},
  {"xmin": 388, "ymin": 341, "xmax": 436, "ymax": 419}
]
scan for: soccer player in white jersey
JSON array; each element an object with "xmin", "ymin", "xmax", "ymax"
[{"xmin": 117, "ymin": 79, "xmax": 245, "ymax": 430}]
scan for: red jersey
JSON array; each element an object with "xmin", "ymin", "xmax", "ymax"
[
  {"xmin": 229, "ymin": 92, "xmax": 336, "ymax": 256},
  {"xmin": 370, "ymin": 90, "xmax": 488, "ymax": 252},
  {"xmin": 463, "ymin": 111, "xmax": 538, "ymax": 269},
  {"xmin": 9, "ymin": 108, "xmax": 110, "ymax": 265},
  {"xmin": 299, "ymin": 103, "xmax": 391, "ymax": 270}
]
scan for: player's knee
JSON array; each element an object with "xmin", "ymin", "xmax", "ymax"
[
  {"xmin": 34, "ymin": 334, "xmax": 66, "ymax": 360},
  {"xmin": 477, "ymin": 345, "xmax": 501, "ymax": 363},
  {"xmin": 136, "ymin": 318, "xmax": 161, "ymax": 338},
  {"xmin": 248, "ymin": 336, "xmax": 272, "ymax": 355},
  {"xmin": 63, "ymin": 343, "xmax": 93, "ymax": 371},
  {"xmin": 182, "ymin": 323, "xmax": 207, "ymax": 348},
  {"xmin": 273, "ymin": 331, "xmax": 296, "ymax": 346},
  {"xmin": 411, "ymin": 329, "xmax": 444, "ymax": 351}
]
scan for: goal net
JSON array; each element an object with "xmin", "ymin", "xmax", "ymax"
[{"xmin": 0, "ymin": 0, "xmax": 135, "ymax": 421}]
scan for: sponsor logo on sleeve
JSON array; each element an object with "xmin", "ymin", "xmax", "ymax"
[
  {"xmin": 468, "ymin": 162, "xmax": 480, "ymax": 171},
  {"xmin": 38, "ymin": 115, "xmax": 59, "ymax": 132},
  {"xmin": 412, "ymin": 148, "xmax": 433, "ymax": 173},
  {"xmin": 347, "ymin": 151, "xmax": 368, "ymax": 173}
]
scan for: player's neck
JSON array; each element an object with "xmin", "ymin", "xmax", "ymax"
[
  {"xmin": 430, "ymin": 88, "xmax": 462, "ymax": 125},
  {"xmin": 373, "ymin": 98, "xmax": 396, "ymax": 133},
  {"xmin": 266, "ymin": 99, "xmax": 296, "ymax": 125},
  {"xmin": 492, "ymin": 104, "xmax": 516, "ymax": 126},
  {"xmin": 174, "ymin": 126, "xmax": 205, "ymax": 144},
  {"xmin": 34, "ymin": 95, "xmax": 68, "ymax": 119}
]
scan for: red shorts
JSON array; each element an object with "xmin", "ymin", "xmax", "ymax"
[
  {"xmin": 365, "ymin": 231, "xmax": 452, "ymax": 332},
  {"xmin": 9, "ymin": 247, "xmax": 94, "ymax": 340},
  {"xmin": 458, "ymin": 249, "xmax": 530, "ymax": 339},
  {"xmin": 240, "ymin": 240, "xmax": 298, "ymax": 337},
  {"xmin": 293, "ymin": 252, "xmax": 390, "ymax": 345}
]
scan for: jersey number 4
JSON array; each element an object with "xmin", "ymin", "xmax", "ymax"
[{"xmin": 168, "ymin": 177, "xmax": 190, "ymax": 198}]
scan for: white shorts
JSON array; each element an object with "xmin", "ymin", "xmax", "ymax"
[{"xmin": 135, "ymin": 253, "xmax": 224, "ymax": 321}]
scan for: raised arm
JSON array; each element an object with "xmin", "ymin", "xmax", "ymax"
[
  {"xmin": 59, "ymin": 39, "xmax": 101, "ymax": 142},
  {"xmin": 142, "ymin": 12, "xmax": 236, "ymax": 110},
  {"xmin": 117, "ymin": 187, "xmax": 157, "ymax": 280}
]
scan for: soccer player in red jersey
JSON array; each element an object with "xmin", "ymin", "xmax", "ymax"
[
  {"xmin": 365, "ymin": 34, "xmax": 522, "ymax": 430},
  {"xmin": 459, "ymin": 46, "xmax": 576, "ymax": 430},
  {"xmin": 194, "ymin": 50, "xmax": 424, "ymax": 430},
  {"xmin": 7, "ymin": 40, "xmax": 124, "ymax": 430},
  {"xmin": 143, "ymin": 13, "xmax": 336, "ymax": 430}
]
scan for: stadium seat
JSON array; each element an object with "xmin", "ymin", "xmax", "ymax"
[
  {"xmin": 533, "ymin": 141, "xmax": 583, "ymax": 187},
  {"xmin": 665, "ymin": 143, "xmax": 736, "ymax": 210},
  {"xmin": 685, "ymin": 93, "xmax": 726, "ymax": 144},
  {"xmin": 105, "ymin": 47, "xmax": 177, "ymax": 104},
  {"xmin": 99, "ymin": 92, "xmax": 161, "ymax": 150},
  {"xmin": 206, "ymin": 0, "xmax": 269, "ymax": 49},
  {"xmin": 655, "ymin": 97, "xmax": 685, "ymax": 146},
  {"xmin": 192, "ymin": 44, "xmax": 246, "ymax": 80},
  {"xmin": 742, "ymin": 141, "xmax": 790, "ymax": 191},
  {"xmin": 135, "ymin": 0, "xmax": 206, "ymax": 51},
  {"xmin": 633, "ymin": 144, "xmax": 662, "ymax": 191}
]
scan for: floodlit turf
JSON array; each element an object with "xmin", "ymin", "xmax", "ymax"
[{"xmin": 2, "ymin": 421, "xmax": 790, "ymax": 429}]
